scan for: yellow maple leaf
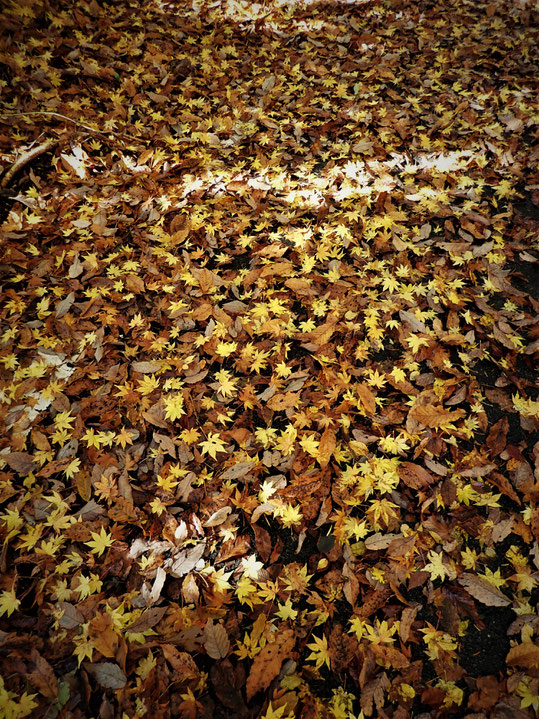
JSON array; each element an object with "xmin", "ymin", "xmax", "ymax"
[
  {"xmin": 137, "ymin": 374, "xmax": 160, "ymax": 396},
  {"xmin": 0, "ymin": 588, "xmax": 20, "ymax": 617},
  {"xmin": 64, "ymin": 458, "xmax": 81, "ymax": 479},
  {"xmin": 85, "ymin": 526, "xmax": 114, "ymax": 557},
  {"xmin": 199, "ymin": 432, "xmax": 228, "ymax": 460},
  {"xmin": 306, "ymin": 633, "xmax": 331, "ymax": 669},
  {"xmin": 275, "ymin": 598, "xmax": 298, "ymax": 621},
  {"xmin": 163, "ymin": 393, "xmax": 186, "ymax": 421}
]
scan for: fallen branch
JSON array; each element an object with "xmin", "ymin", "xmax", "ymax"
[{"xmin": 0, "ymin": 137, "xmax": 56, "ymax": 189}]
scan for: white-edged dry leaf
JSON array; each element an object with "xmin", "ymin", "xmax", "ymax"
[
  {"xmin": 149, "ymin": 567, "xmax": 167, "ymax": 605},
  {"xmin": 169, "ymin": 541, "xmax": 206, "ymax": 578}
]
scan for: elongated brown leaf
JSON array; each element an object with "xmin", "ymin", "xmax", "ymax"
[
  {"xmin": 204, "ymin": 620, "xmax": 230, "ymax": 660},
  {"xmin": 246, "ymin": 628, "xmax": 295, "ymax": 700},
  {"xmin": 458, "ymin": 573, "xmax": 511, "ymax": 607}
]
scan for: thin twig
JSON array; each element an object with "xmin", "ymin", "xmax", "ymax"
[
  {"xmin": 0, "ymin": 137, "xmax": 56, "ymax": 189},
  {"xmin": 0, "ymin": 109, "xmax": 195, "ymax": 146},
  {"xmin": 0, "ymin": 110, "xmax": 149, "ymax": 145}
]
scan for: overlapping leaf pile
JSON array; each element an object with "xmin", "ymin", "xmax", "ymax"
[{"xmin": 0, "ymin": 0, "xmax": 538, "ymax": 717}]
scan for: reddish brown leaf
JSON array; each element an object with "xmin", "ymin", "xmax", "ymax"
[
  {"xmin": 486, "ymin": 416, "xmax": 509, "ymax": 454},
  {"xmin": 398, "ymin": 462, "xmax": 434, "ymax": 489},
  {"xmin": 3, "ymin": 452, "xmax": 36, "ymax": 474},
  {"xmin": 88, "ymin": 612, "xmax": 119, "ymax": 658},
  {"xmin": 246, "ymin": 628, "xmax": 295, "ymax": 700},
  {"xmin": 28, "ymin": 648, "xmax": 57, "ymax": 700}
]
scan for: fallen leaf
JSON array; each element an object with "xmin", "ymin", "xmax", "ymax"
[
  {"xmin": 85, "ymin": 662, "xmax": 127, "ymax": 690},
  {"xmin": 3, "ymin": 452, "xmax": 36, "ymax": 474},
  {"xmin": 356, "ymin": 384, "xmax": 376, "ymax": 414},
  {"xmin": 246, "ymin": 628, "xmax": 295, "ymax": 700},
  {"xmin": 410, "ymin": 404, "xmax": 465, "ymax": 428},
  {"xmin": 169, "ymin": 542, "xmax": 206, "ymax": 578},
  {"xmin": 458, "ymin": 573, "xmax": 511, "ymax": 607},
  {"xmin": 506, "ymin": 643, "xmax": 539, "ymax": 669},
  {"xmin": 204, "ymin": 620, "xmax": 230, "ymax": 660},
  {"xmin": 28, "ymin": 649, "xmax": 57, "ymax": 700},
  {"xmin": 318, "ymin": 427, "xmax": 336, "ymax": 468},
  {"xmin": 398, "ymin": 462, "xmax": 434, "ymax": 489}
]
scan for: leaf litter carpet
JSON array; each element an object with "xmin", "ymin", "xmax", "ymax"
[{"xmin": 0, "ymin": 0, "xmax": 538, "ymax": 717}]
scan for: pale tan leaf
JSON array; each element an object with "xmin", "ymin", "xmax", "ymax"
[
  {"xmin": 55, "ymin": 292, "xmax": 75, "ymax": 318},
  {"xmin": 204, "ymin": 620, "xmax": 230, "ymax": 660},
  {"xmin": 458, "ymin": 573, "xmax": 510, "ymax": 607},
  {"xmin": 132, "ymin": 361, "xmax": 162, "ymax": 373},
  {"xmin": 169, "ymin": 542, "xmax": 206, "ymax": 578},
  {"xmin": 203, "ymin": 506, "xmax": 232, "ymax": 527}
]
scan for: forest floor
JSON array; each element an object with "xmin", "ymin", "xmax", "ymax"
[{"xmin": 0, "ymin": 0, "xmax": 538, "ymax": 717}]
